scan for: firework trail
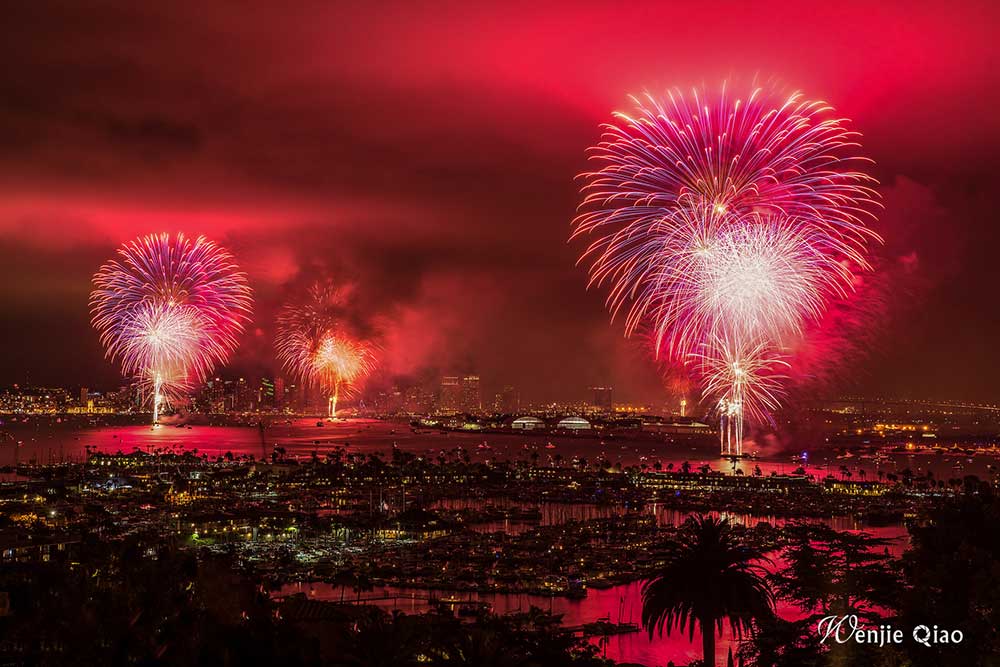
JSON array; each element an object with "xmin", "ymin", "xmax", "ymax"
[
  {"xmin": 90, "ymin": 233, "xmax": 253, "ymax": 423},
  {"xmin": 693, "ymin": 336, "xmax": 790, "ymax": 454},
  {"xmin": 275, "ymin": 284, "xmax": 375, "ymax": 418},
  {"xmin": 573, "ymin": 84, "xmax": 879, "ymax": 453}
]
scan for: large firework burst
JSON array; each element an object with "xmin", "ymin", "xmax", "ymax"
[
  {"xmin": 275, "ymin": 284, "xmax": 375, "ymax": 418},
  {"xmin": 90, "ymin": 233, "xmax": 253, "ymax": 423},
  {"xmin": 573, "ymin": 85, "xmax": 879, "ymax": 453}
]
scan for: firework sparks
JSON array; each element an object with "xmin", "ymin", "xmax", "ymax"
[
  {"xmin": 275, "ymin": 284, "xmax": 375, "ymax": 418},
  {"xmin": 90, "ymin": 233, "xmax": 253, "ymax": 423},
  {"xmin": 573, "ymin": 85, "xmax": 879, "ymax": 453},
  {"xmin": 693, "ymin": 336, "xmax": 790, "ymax": 454}
]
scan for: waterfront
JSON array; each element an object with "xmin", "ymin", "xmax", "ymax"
[
  {"xmin": 283, "ymin": 579, "xmax": 717, "ymax": 665},
  {"xmin": 0, "ymin": 414, "xmax": 989, "ymax": 666},
  {"xmin": 4, "ymin": 417, "xmax": 997, "ymax": 482},
  {"xmin": 279, "ymin": 514, "xmax": 908, "ymax": 666}
]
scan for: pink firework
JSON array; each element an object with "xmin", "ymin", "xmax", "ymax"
[
  {"xmin": 90, "ymin": 233, "xmax": 253, "ymax": 421},
  {"xmin": 573, "ymin": 84, "xmax": 879, "ymax": 452}
]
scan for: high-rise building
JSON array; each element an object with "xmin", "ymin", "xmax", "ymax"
[
  {"xmin": 258, "ymin": 378, "xmax": 275, "ymax": 411},
  {"xmin": 295, "ymin": 383, "xmax": 310, "ymax": 413},
  {"xmin": 460, "ymin": 375, "xmax": 481, "ymax": 413},
  {"xmin": 591, "ymin": 386, "xmax": 613, "ymax": 413},
  {"xmin": 204, "ymin": 378, "xmax": 225, "ymax": 412},
  {"xmin": 494, "ymin": 385, "xmax": 519, "ymax": 414},
  {"xmin": 439, "ymin": 376, "xmax": 461, "ymax": 412},
  {"xmin": 384, "ymin": 386, "xmax": 404, "ymax": 413},
  {"xmin": 403, "ymin": 384, "xmax": 435, "ymax": 414},
  {"xmin": 80, "ymin": 387, "xmax": 89, "ymax": 405},
  {"xmin": 274, "ymin": 377, "xmax": 285, "ymax": 411},
  {"xmin": 235, "ymin": 378, "xmax": 251, "ymax": 412}
]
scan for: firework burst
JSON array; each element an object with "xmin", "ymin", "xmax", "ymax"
[
  {"xmin": 90, "ymin": 233, "xmax": 253, "ymax": 422},
  {"xmin": 275, "ymin": 284, "xmax": 375, "ymax": 417},
  {"xmin": 573, "ymin": 84, "xmax": 879, "ymax": 453}
]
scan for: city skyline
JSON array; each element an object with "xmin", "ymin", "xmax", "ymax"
[{"xmin": 1, "ymin": 3, "xmax": 999, "ymax": 404}]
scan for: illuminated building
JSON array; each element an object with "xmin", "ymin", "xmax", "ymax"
[
  {"xmin": 439, "ymin": 376, "xmax": 461, "ymax": 412},
  {"xmin": 274, "ymin": 377, "xmax": 285, "ymax": 410},
  {"xmin": 460, "ymin": 375, "xmax": 481, "ymax": 413},
  {"xmin": 403, "ymin": 384, "xmax": 435, "ymax": 414},
  {"xmin": 511, "ymin": 416, "xmax": 545, "ymax": 430},
  {"xmin": 591, "ymin": 386, "xmax": 613, "ymax": 412},
  {"xmin": 258, "ymin": 377, "xmax": 275, "ymax": 411},
  {"xmin": 235, "ymin": 377, "xmax": 251, "ymax": 412},
  {"xmin": 497, "ymin": 385, "xmax": 519, "ymax": 413},
  {"xmin": 556, "ymin": 416, "xmax": 591, "ymax": 430}
]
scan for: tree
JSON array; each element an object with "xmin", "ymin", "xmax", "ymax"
[
  {"xmin": 737, "ymin": 617, "xmax": 826, "ymax": 667},
  {"xmin": 898, "ymin": 491, "xmax": 1000, "ymax": 666},
  {"xmin": 641, "ymin": 515, "xmax": 774, "ymax": 667},
  {"xmin": 769, "ymin": 523, "xmax": 899, "ymax": 624},
  {"xmin": 734, "ymin": 524, "xmax": 905, "ymax": 667},
  {"xmin": 333, "ymin": 609, "xmax": 424, "ymax": 667}
]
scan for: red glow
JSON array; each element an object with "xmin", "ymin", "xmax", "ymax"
[{"xmin": 0, "ymin": 2, "xmax": 997, "ymax": 402}]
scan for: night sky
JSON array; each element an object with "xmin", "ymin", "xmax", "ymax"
[{"xmin": 1, "ymin": 1, "xmax": 998, "ymax": 404}]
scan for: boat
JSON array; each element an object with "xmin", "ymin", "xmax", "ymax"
[
  {"xmin": 582, "ymin": 618, "xmax": 640, "ymax": 636},
  {"xmin": 434, "ymin": 597, "xmax": 491, "ymax": 617},
  {"xmin": 502, "ymin": 507, "xmax": 542, "ymax": 521},
  {"xmin": 457, "ymin": 601, "xmax": 491, "ymax": 617}
]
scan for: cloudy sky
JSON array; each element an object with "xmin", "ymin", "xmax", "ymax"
[{"xmin": 1, "ymin": 1, "xmax": 998, "ymax": 404}]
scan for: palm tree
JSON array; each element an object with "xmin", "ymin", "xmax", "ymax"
[{"xmin": 641, "ymin": 515, "xmax": 774, "ymax": 667}]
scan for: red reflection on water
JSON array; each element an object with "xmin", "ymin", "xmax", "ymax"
[
  {"xmin": 4, "ymin": 418, "xmax": 994, "ymax": 483},
  {"xmin": 278, "ymin": 519, "xmax": 906, "ymax": 666}
]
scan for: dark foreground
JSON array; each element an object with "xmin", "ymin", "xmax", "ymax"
[{"xmin": 2, "ymin": 428, "xmax": 999, "ymax": 666}]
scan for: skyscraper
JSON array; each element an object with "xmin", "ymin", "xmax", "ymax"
[
  {"xmin": 403, "ymin": 383, "xmax": 435, "ymax": 414},
  {"xmin": 496, "ymin": 385, "xmax": 519, "ymax": 413},
  {"xmin": 204, "ymin": 377, "xmax": 225, "ymax": 413},
  {"xmin": 591, "ymin": 386, "xmax": 613, "ymax": 413},
  {"xmin": 258, "ymin": 378, "xmax": 275, "ymax": 411},
  {"xmin": 235, "ymin": 378, "xmax": 251, "ymax": 412},
  {"xmin": 440, "ymin": 376, "xmax": 461, "ymax": 412},
  {"xmin": 274, "ymin": 377, "xmax": 285, "ymax": 411},
  {"xmin": 460, "ymin": 375, "xmax": 481, "ymax": 413}
]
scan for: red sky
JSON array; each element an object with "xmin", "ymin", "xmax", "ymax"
[{"xmin": 1, "ymin": 1, "xmax": 998, "ymax": 404}]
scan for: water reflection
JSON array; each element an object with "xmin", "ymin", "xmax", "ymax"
[{"xmin": 3, "ymin": 418, "xmax": 995, "ymax": 482}]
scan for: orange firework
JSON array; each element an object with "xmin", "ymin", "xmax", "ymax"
[{"xmin": 275, "ymin": 283, "xmax": 375, "ymax": 417}]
